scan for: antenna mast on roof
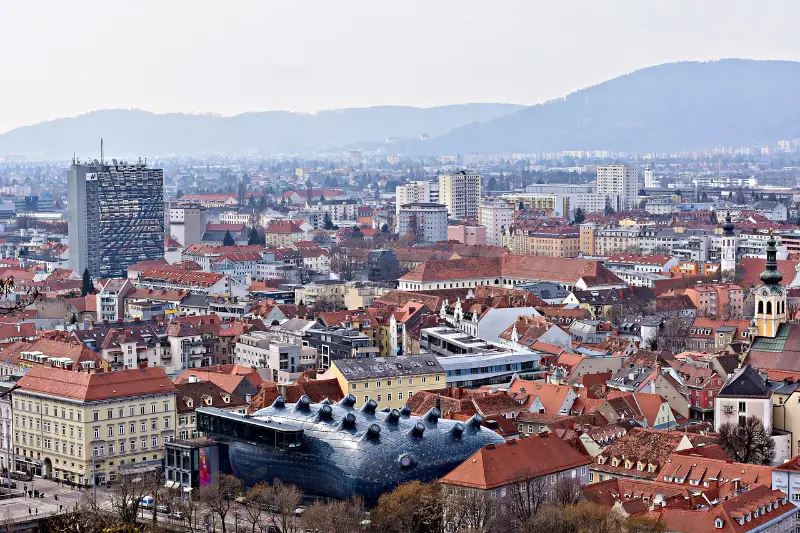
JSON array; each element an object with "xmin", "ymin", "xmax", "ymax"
[{"xmin": 100, "ymin": 138, "xmax": 104, "ymax": 165}]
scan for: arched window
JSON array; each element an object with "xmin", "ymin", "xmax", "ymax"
[
  {"xmin": 766, "ymin": 301, "xmax": 772, "ymax": 315},
  {"xmin": 494, "ymin": 279, "xmax": 499, "ymax": 285},
  {"xmin": 758, "ymin": 301, "xmax": 764, "ymax": 314}
]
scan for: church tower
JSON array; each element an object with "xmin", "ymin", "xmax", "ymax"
[
  {"xmin": 720, "ymin": 211, "xmax": 737, "ymax": 275},
  {"xmin": 754, "ymin": 232, "xmax": 786, "ymax": 338}
]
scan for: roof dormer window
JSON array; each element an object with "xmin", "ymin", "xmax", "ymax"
[
  {"xmin": 223, "ymin": 394, "xmax": 230, "ymax": 404},
  {"xmin": 714, "ymin": 518, "xmax": 723, "ymax": 529},
  {"xmin": 186, "ymin": 399, "xmax": 193, "ymax": 408}
]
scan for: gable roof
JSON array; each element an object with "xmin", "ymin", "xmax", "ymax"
[
  {"xmin": 176, "ymin": 381, "xmax": 247, "ymax": 414},
  {"xmin": 718, "ymin": 366, "xmax": 771, "ymax": 399},
  {"xmin": 400, "ymin": 255, "xmax": 623, "ymax": 287},
  {"xmin": 440, "ymin": 433, "xmax": 590, "ymax": 489},
  {"xmin": 508, "ymin": 378, "xmax": 573, "ymax": 414}
]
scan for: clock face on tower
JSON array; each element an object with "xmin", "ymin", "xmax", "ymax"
[{"xmin": 761, "ymin": 288, "xmax": 770, "ymax": 297}]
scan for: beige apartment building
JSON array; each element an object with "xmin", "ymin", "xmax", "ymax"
[
  {"xmin": 438, "ymin": 171, "xmax": 481, "ymax": 221},
  {"xmin": 12, "ymin": 367, "xmax": 177, "ymax": 485},
  {"xmin": 508, "ymin": 227, "xmax": 580, "ymax": 257}
]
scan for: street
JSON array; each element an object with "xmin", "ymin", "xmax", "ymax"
[{"xmin": 0, "ymin": 477, "xmax": 92, "ymax": 523}]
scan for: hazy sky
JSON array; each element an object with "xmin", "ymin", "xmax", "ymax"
[{"xmin": 1, "ymin": 0, "xmax": 798, "ymax": 133}]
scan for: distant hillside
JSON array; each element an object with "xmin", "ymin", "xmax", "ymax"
[
  {"xmin": 0, "ymin": 104, "xmax": 523, "ymax": 158},
  {"xmin": 415, "ymin": 59, "xmax": 800, "ymax": 154}
]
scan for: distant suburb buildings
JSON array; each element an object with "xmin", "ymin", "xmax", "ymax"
[{"xmin": 68, "ymin": 160, "xmax": 165, "ymax": 278}]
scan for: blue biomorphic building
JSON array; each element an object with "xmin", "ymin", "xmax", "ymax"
[{"xmin": 196, "ymin": 395, "xmax": 503, "ymax": 503}]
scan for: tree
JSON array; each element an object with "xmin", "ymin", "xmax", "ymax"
[
  {"xmin": 300, "ymin": 496, "xmax": 364, "ymax": 533},
  {"xmin": 323, "ymin": 211, "xmax": 335, "ymax": 230},
  {"xmin": 654, "ymin": 316, "xmax": 691, "ymax": 353},
  {"xmin": 604, "ymin": 198, "xmax": 616, "ymax": 216},
  {"xmin": 108, "ymin": 473, "xmax": 153, "ymax": 525},
  {"xmin": 81, "ymin": 267, "xmax": 93, "ymax": 296},
  {"xmin": 372, "ymin": 481, "xmax": 442, "ymax": 533},
  {"xmin": 487, "ymin": 177, "xmax": 498, "ymax": 190},
  {"xmin": 573, "ymin": 207, "xmax": 585, "ymax": 224},
  {"xmin": 381, "ymin": 223, "xmax": 390, "ymax": 233},
  {"xmin": 505, "ymin": 469, "xmax": 550, "ymax": 524},
  {"xmin": 242, "ymin": 483, "xmax": 276, "ymax": 533},
  {"xmin": 296, "ymin": 266, "xmax": 315, "ymax": 285},
  {"xmin": 718, "ymin": 415, "xmax": 776, "ymax": 465},
  {"xmin": 247, "ymin": 227, "xmax": 260, "ymax": 246},
  {"xmin": 222, "ymin": 230, "xmax": 235, "ymax": 247},
  {"xmin": 197, "ymin": 473, "xmax": 243, "ymax": 533},
  {"xmin": 351, "ymin": 226, "xmax": 363, "ymax": 239},
  {"xmin": 265, "ymin": 480, "xmax": 302, "ymax": 533},
  {"xmin": 442, "ymin": 485, "xmax": 498, "ymax": 533}
]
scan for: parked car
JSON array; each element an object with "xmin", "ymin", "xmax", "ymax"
[
  {"xmin": 10, "ymin": 471, "xmax": 32, "ymax": 482},
  {"xmin": 168, "ymin": 511, "xmax": 185, "ymax": 520},
  {"xmin": 156, "ymin": 504, "xmax": 170, "ymax": 513}
]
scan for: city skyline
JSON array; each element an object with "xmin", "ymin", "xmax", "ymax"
[{"xmin": 1, "ymin": 0, "xmax": 799, "ymax": 133}]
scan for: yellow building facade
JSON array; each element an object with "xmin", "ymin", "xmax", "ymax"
[
  {"xmin": 12, "ymin": 367, "xmax": 177, "ymax": 485},
  {"xmin": 325, "ymin": 355, "xmax": 446, "ymax": 410}
]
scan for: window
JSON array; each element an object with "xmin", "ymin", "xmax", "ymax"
[
  {"xmin": 435, "ymin": 375, "xmax": 440, "ymax": 382},
  {"xmin": 141, "ymin": 421, "xmax": 146, "ymax": 432},
  {"xmin": 398, "ymin": 392, "xmax": 403, "ymax": 400},
  {"xmin": 130, "ymin": 422, "xmax": 136, "ymax": 434},
  {"xmin": 738, "ymin": 402, "xmax": 746, "ymax": 413},
  {"xmin": 119, "ymin": 441, "xmax": 125, "ymax": 453},
  {"xmin": 152, "ymin": 420, "xmax": 158, "ymax": 431},
  {"xmin": 421, "ymin": 376, "xmax": 427, "ymax": 383},
  {"xmin": 118, "ymin": 424, "xmax": 125, "ymax": 435},
  {"xmin": 377, "ymin": 395, "xmax": 382, "ymax": 402},
  {"xmin": 130, "ymin": 439, "xmax": 136, "ymax": 451},
  {"xmin": 152, "ymin": 436, "xmax": 158, "ymax": 448},
  {"xmin": 164, "ymin": 417, "xmax": 170, "ymax": 429},
  {"xmin": 163, "ymin": 402, "xmax": 170, "ymax": 412},
  {"xmin": 118, "ymin": 408, "xmax": 123, "ymax": 418},
  {"xmin": 364, "ymin": 396, "xmax": 369, "ymax": 404},
  {"xmin": 408, "ymin": 392, "xmax": 413, "ymax": 398},
  {"xmin": 93, "ymin": 412, "xmax": 99, "ymax": 422},
  {"xmin": 141, "ymin": 438, "xmax": 146, "ymax": 450},
  {"xmin": 109, "ymin": 442, "xmax": 115, "ymax": 455},
  {"xmin": 387, "ymin": 393, "xmax": 392, "ymax": 402},
  {"xmin": 351, "ymin": 383, "xmax": 357, "ymax": 390},
  {"xmin": 107, "ymin": 409, "xmax": 113, "ymax": 420},
  {"xmin": 364, "ymin": 382, "xmax": 368, "ymax": 389},
  {"xmin": 376, "ymin": 382, "xmax": 381, "ymax": 388},
  {"xmin": 107, "ymin": 426, "xmax": 113, "ymax": 437},
  {"xmin": 140, "ymin": 405, "xmax": 146, "ymax": 415},
  {"xmin": 151, "ymin": 404, "xmax": 157, "ymax": 414}
]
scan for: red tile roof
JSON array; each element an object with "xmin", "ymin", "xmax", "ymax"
[
  {"xmin": 440, "ymin": 433, "xmax": 591, "ymax": 489},
  {"xmin": 401, "ymin": 254, "xmax": 623, "ymax": 287},
  {"xmin": 17, "ymin": 366, "xmax": 175, "ymax": 401}
]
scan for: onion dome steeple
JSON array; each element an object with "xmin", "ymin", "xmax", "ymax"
[
  {"xmin": 722, "ymin": 211, "xmax": 735, "ymax": 237},
  {"xmin": 760, "ymin": 232, "xmax": 782, "ymax": 286}
]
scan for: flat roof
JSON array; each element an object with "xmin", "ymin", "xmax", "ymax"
[{"xmin": 197, "ymin": 407, "xmax": 303, "ymax": 434}]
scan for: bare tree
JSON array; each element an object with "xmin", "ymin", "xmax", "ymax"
[
  {"xmin": 295, "ymin": 266, "xmax": 316, "ymax": 285},
  {"xmin": 330, "ymin": 248, "xmax": 360, "ymax": 281},
  {"xmin": 300, "ymin": 496, "xmax": 364, "ymax": 533},
  {"xmin": 718, "ymin": 415, "xmax": 776, "ymax": 465},
  {"xmin": 551, "ymin": 479, "xmax": 584, "ymax": 506},
  {"xmin": 107, "ymin": 472, "xmax": 153, "ymax": 525},
  {"xmin": 0, "ymin": 277, "xmax": 41, "ymax": 316},
  {"xmin": 197, "ymin": 473, "xmax": 244, "ymax": 533},
  {"xmin": 175, "ymin": 493, "xmax": 204, "ymax": 533},
  {"xmin": 242, "ymin": 483, "xmax": 272, "ymax": 533},
  {"xmin": 262, "ymin": 480, "xmax": 302, "ymax": 533},
  {"xmin": 505, "ymin": 469, "xmax": 550, "ymax": 524},
  {"xmin": 655, "ymin": 316, "xmax": 691, "ymax": 352},
  {"xmin": 443, "ymin": 486, "xmax": 497, "ymax": 533}
]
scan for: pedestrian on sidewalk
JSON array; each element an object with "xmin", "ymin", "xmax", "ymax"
[
  {"xmin": 27, "ymin": 508, "xmax": 30, "ymax": 515},
  {"xmin": 54, "ymin": 494, "xmax": 58, "ymax": 501},
  {"xmin": 35, "ymin": 509, "xmax": 37, "ymax": 516}
]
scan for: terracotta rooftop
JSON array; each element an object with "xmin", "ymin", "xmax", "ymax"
[
  {"xmin": 440, "ymin": 433, "xmax": 590, "ymax": 489},
  {"xmin": 17, "ymin": 366, "xmax": 175, "ymax": 402}
]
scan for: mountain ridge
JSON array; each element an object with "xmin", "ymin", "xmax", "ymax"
[
  {"xmin": 413, "ymin": 59, "xmax": 800, "ymax": 154},
  {"xmin": 0, "ymin": 104, "xmax": 524, "ymax": 158}
]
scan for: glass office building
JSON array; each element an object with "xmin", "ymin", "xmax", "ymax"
[{"xmin": 68, "ymin": 160, "xmax": 164, "ymax": 278}]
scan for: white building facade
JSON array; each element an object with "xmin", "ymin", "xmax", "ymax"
[
  {"xmin": 596, "ymin": 164, "xmax": 639, "ymax": 211},
  {"xmin": 480, "ymin": 200, "xmax": 515, "ymax": 246},
  {"xmin": 397, "ymin": 203, "xmax": 449, "ymax": 243}
]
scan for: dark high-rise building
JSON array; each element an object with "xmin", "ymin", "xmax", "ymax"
[{"xmin": 68, "ymin": 159, "xmax": 164, "ymax": 278}]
